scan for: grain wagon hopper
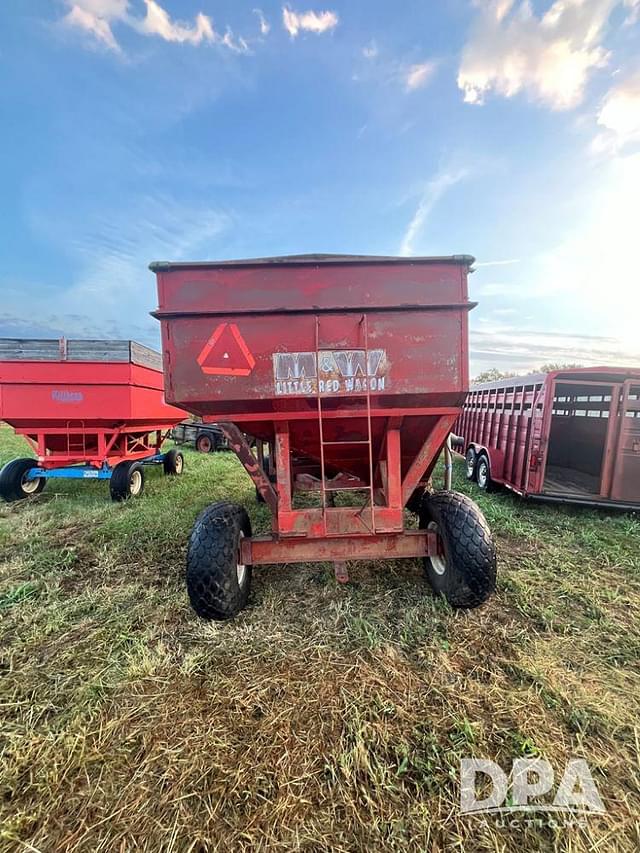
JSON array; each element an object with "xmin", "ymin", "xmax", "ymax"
[
  {"xmin": 151, "ymin": 254, "xmax": 497, "ymax": 619},
  {"xmin": 0, "ymin": 338, "xmax": 186, "ymax": 501}
]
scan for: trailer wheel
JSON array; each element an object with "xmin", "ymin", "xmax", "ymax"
[
  {"xmin": 476, "ymin": 454, "xmax": 495, "ymax": 492},
  {"xmin": 163, "ymin": 449, "xmax": 184, "ymax": 476},
  {"xmin": 196, "ymin": 433, "xmax": 214, "ymax": 454},
  {"xmin": 419, "ymin": 491, "xmax": 496, "ymax": 608},
  {"xmin": 0, "ymin": 458, "xmax": 45, "ymax": 502},
  {"xmin": 465, "ymin": 447, "xmax": 477, "ymax": 481},
  {"xmin": 186, "ymin": 502, "xmax": 252, "ymax": 620},
  {"xmin": 110, "ymin": 461, "xmax": 145, "ymax": 501}
]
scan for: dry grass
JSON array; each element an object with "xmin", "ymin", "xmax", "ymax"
[{"xmin": 1, "ymin": 424, "xmax": 639, "ymax": 851}]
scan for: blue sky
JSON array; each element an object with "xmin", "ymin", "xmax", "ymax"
[{"xmin": 1, "ymin": 0, "xmax": 639, "ymax": 375}]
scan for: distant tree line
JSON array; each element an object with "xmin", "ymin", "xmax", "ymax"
[{"xmin": 473, "ymin": 363, "xmax": 582, "ymax": 383}]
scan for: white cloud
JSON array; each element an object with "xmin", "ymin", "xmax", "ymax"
[
  {"xmin": 405, "ymin": 61, "xmax": 436, "ymax": 91},
  {"xmin": 64, "ymin": 3, "xmax": 123, "ymax": 52},
  {"xmin": 457, "ymin": 0, "xmax": 628, "ymax": 110},
  {"xmin": 399, "ymin": 169, "xmax": 468, "ymax": 256},
  {"xmin": 282, "ymin": 6, "xmax": 338, "ymax": 37},
  {"xmin": 135, "ymin": 0, "xmax": 213, "ymax": 45},
  {"xmin": 7, "ymin": 194, "xmax": 230, "ymax": 345},
  {"xmin": 596, "ymin": 70, "xmax": 640, "ymax": 147},
  {"xmin": 470, "ymin": 325, "xmax": 639, "ymax": 376},
  {"xmin": 362, "ymin": 40, "xmax": 378, "ymax": 60},
  {"xmin": 62, "ymin": 0, "xmax": 248, "ymax": 52},
  {"xmin": 253, "ymin": 8, "xmax": 271, "ymax": 36},
  {"xmin": 474, "ymin": 258, "xmax": 520, "ymax": 268}
]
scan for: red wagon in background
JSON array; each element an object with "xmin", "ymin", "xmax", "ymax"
[
  {"xmin": 0, "ymin": 338, "xmax": 186, "ymax": 502},
  {"xmin": 151, "ymin": 254, "xmax": 497, "ymax": 620},
  {"xmin": 456, "ymin": 367, "xmax": 640, "ymax": 509}
]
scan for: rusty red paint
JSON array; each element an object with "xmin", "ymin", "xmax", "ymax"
[
  {"xmin": 241, "ymin": 530, "xmax": 439, "ymax": 565},
  {"xmin": 218, "ymin": 422, "xmax": 278, "ymax": 514},
  {"xmin": 152, "ymin": 254, "xmax": 476, "ymax": 564}
]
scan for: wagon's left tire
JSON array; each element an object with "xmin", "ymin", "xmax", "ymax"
[
  {"xmin": 419, "ymin": 490, "xmax": 496, "ymax": 608},
  {"xmin": 163, "ymin": 449, "xmax": 184, "ymax": 476},
  {"xmin": 0, "ymin": 458, "xmax": 45, "ymax": 502},
  {"xmin": 110, "ymin": 461, "xmax": 145, "ymax": 501},
  {"xmin": 186, "ymin": 502, "xmax": 252, "ymax": 620}
]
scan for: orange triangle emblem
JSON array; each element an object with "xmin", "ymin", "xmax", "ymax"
[{"xmin": 197, "ymin": 323, "xmax": 255, "ymax": 376}]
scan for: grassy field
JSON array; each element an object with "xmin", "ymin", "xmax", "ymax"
[{"xmin": 0, "ymin": 423, "xmax": 639, "ymax": 852}]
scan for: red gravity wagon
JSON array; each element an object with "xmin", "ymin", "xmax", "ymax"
[
  {"xmin": 0, "ymin": 339, "xmax": 186, "ymax": 502},
  {"xmin": 151, "ymin": 254, "xmax": 497, "ymax": 620}
]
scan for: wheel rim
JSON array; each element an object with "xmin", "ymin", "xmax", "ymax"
[
  {"xmin": 466, "ymin": 452, "xmax": 475, "ymax": 478},
  {"xmin": 477, "ymin": 461, "xmax": 488, "ymax": 488},
  {"xmin": 199, "ymin": 437, "xmax": 212, "ymax": 452},
  {"xmin": 237, "ymin": 531, "xmax": 246, "ymax": 586},
  {"xmin": 175, "ymin": 454, "xmax": 184, "ymax": 474},
  {"xmin": 21, "ymin": 473, "xmax": 40, "ymax": 495},
  {"xmin": 129, "ymin": 469, "xmax": 143, "ymax": 496},
  {"xmin": 427, "ymin": 521, "xmax": 446, "ymax": 576}
]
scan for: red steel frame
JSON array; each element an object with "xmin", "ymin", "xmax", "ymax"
[
  {"xmin": 455, "ymin": 366, "xmax": 640, "ymax": 508},
  {"xmin": 152, "ymin": 254, "xmax": 476, "ymax": 569},
  {"xmin": 220, "ymin": 417, "xmax": 449, "ymax": 566},
  {"xmin": 17, "ymin": 424, "xmax": 174, "ymax": 469}
]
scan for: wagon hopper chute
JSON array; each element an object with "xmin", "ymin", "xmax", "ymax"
[{"xmin": 151, "ymin": 254, "xmax": 497, "ymax": 619}]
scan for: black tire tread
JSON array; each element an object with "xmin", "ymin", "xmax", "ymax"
[
  {"xmin": 420, "ymin": 490, "xmax": 496, "ymax": 608},
  {"xmin": 0, "ymin": 458, "xmax": 44, "ymax": 502},
  {"xmin": 196, "ymin": 433, "xmax": 214, "ymax": 453},
  {"xmin": 186, "ymin": 501, "xmax": 252, "ymax": 620},
  {"xmin": 110, "ymin": 461, "xmax": 144, "ymax": 502},
  {"xmin": 163, "ymin": 448, "xmax": 184, "ymax": 475}
]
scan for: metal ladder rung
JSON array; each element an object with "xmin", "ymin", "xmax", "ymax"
[
  {"xmin": 321, "ymin": 439, "xmax": 371, "ymax": 446},
  {"xmin": 323, "ymin": 483, "xmax": 367, "ymax": 491}
]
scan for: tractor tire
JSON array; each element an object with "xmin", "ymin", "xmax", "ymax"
[
  {"xmin": 465, "ymin": 447, "xmax": 477, "ymax": 481},
  {"xmin": 109, "ymin": 461, "xmax": 145, "ymax": 502},
  {"xmin": 163, "ymin": 449, "xmax": 184, "ymax": 476},
  {"xmin": 419, "ymin": 490, "xmax": 496, "ymax": 608},
  {"xmin": 475, "ymin": 454, "xmax": 496, "ymax": 492},
  {"xmin": 0, "ymin": 458, "xmax": 45, "ymax": 502},
  {"xmin": 186, "ymin": 502, "xmax": 252, "ymax": 620},
  {"xmin": 196, "ymin": 433, "xmax": 214, "ymax": 454}
]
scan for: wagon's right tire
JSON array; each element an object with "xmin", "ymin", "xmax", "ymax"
[
  {"xmin": 109, "ymin": 461, "xmax": 145, "ymax": 502},
  {"xmin": 186, "ymin": 502, "xmax": 252, "ymax": 620},
  {"xmin": 419, "ymin": 490, "xmax": 496, "ymax": 608},
  {"xmin": 0, "ymin": 458, "xmax": 45, "ymax": 502},
  {"xmin": 465, "ymin": 447, "xmax": 477, "ymax": 481},
  {"xmin": 196, "ymin": 433, "xmax": 214, "ymax": 454}
]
